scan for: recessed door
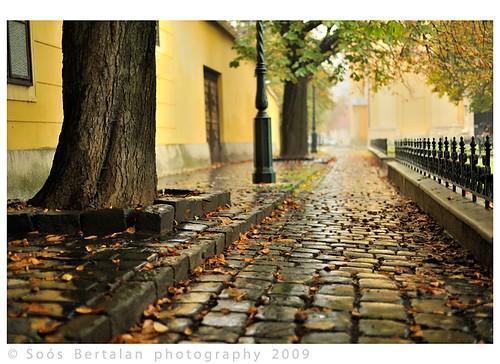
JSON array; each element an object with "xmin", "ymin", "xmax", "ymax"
[{"xmin": 204, "ymin": 68, "xmax": 222, "ymax": 164}]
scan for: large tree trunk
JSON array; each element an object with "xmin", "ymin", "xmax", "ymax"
[
  {"xmin": 280, "ymin": 77, "xmax": 309, "ymax": 159},
  {"xmin": 30, "ymin": 21, "xmax": 157, "ymax": 210}
]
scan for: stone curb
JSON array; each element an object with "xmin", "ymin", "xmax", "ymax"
[
  {"xmin": 367, "ymin": 146, "xmax": 393, "ymax": 163},
  {"xmin": 369, "ymin": 149, "xmax": 492, "ymax": 271},
  {"xmin": 7, "ymin": 190, "xmax": 230, "ymax": 237},
  {"xmin": 55, "ymin": 175, "xmax": 320, "ymax": 342}
]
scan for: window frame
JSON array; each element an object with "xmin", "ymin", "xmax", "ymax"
[{"xmin": 7, "ymin": 20, "xmax": 33, "ymax": 86}]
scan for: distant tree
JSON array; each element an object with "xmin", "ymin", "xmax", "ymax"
[
  {"xmin": 307, "ymin": 69, "xmax": 335, "ymax": 134},
  {"xmin": 231, "ymin": 20, "xmax": 493, "ymax": 157},
  {"xmin": 398, "ymin": 21, "xmax": 493, "ymax": 113},
  {"xmin": 231, "ymin": 21, "xmax": 406, "ymax": 159},
  {"xmin": 30, "ymin": 21, "xmax": 157, "ymax": 209}
]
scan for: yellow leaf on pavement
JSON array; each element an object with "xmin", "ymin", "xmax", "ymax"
[
  {"xmin": 227, "ymin": 287, "xmax": 246, "ymax": 301},
  {"xmin": 75, "ymin": 306, "xmax": 105, "ymax": 315},
  {"xmin": 61, "ymin": 273, "xmax": 73, "ymax": 282},
  {"xmin": 219, "ymin": 217, "xmax": 233, "ymax": 225},
  {"xmin": 153, "ymin": 321, "xmax": 169, "ymax": 333}
]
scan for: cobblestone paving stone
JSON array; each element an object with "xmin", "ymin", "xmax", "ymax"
[
  {"xmin": 7, "ymin": 161, "xmax": 323, "ymax": 343},
  {"xmin": 115, "ymin": 150, "xmax": 493, "ymax": 344}
]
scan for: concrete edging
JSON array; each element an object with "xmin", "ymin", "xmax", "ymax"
[
  {"xmin": 367, "ymin": 146, "xmax": 393, "ymax": 163},
  {"xmin": 369, "ymin": 148, "xmax": 492, "ymax": 271}
]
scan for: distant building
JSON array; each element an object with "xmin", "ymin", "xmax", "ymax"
[
  {"xmin": 7, "ymin": 21, "xmax": 281, "ymax": 200},
  {"xmin": 348, "ymin": 74, "xmax": 474, "ymax": 145}
]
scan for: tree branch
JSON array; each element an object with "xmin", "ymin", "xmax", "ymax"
[
  {"xmin": 302, "ymin": 21, "xmax": 322, "ymax": 34},
  {"xmin": 319, "ymin": 31, "xmax": 339, "ymax": 54}
]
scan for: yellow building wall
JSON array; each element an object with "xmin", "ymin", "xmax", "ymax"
[
  {"xmin": 266, "ymin": 87, "xmax": 281, "ymax": 153},
  {"xmin": 348, "ymin": 80, "xmax": 369, "ymax": 145},
  {"xmin": 367, "ymin": 73, "xmax": 471, "ymax": 139},
  {"xmin": 7, "ymin": 21, "xmax": 63, "ymax": 150},
  {"xmin": 7, "ymin": 20, "xmax": 281, "ymax": 152}
]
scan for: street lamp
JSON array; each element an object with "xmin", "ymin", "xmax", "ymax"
[
  {"xmin": 252, "ymin": 21, "xmax": 276, "ymax": 184},
  {"xmin": 311, "ymin": 84, "xmax": 318, "ymax": 154}
]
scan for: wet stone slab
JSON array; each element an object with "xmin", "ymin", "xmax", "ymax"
[
  {"xmin": 171, "ymin": 303, "xmax": 204, "ymax": 317},
  {"xmin": 212, "ymin": 300, "xmax": 253, "ymax": 313},
  {"xmin": 236, "ymin": 271, "xmax": 275, "ymax": 282},
  {"xmin": 201, "ymin": 312, "xmax": 247, "ymax": 328},
  {"xmin": 195, "ymin": 274, "xmax": 232, "ymax": 283},
  {"xmin": 422, "ymin": 329, "xmax": 476, "ymax": 343},
  {"xmin": 21, "ymin": 290, "xmax": 75, "ymax": 303},
  {"xmin": 175, "ymin": 292, "xmax": 213, "ymax": 304},
  {"xmin": 312, "ymin": 295, "xmax": 354, "ymax": 311},
  {"xmin": 303, "ymin": 311, "xmax": 351, "ymax": 332},
  {"xmin": 359, "ymin": 319, "xmax": 409, "ymax": 338},
  {"xmin": 255, "ymin": 305, "xmax": 298, "ymax": 322},
  {"xmin": 188, "ymin": 282, "xmax": 224, "ymax": 294},
  {"xmin": 233, "ymin": 278, "xmax": 271, "ymax": 290},
  {"xmin": 266, "ymin": 295, "xmax": 305, "ymax": 308},
  {"xmin": 161, "ymin": 318, "xmax": 192, "ymax": 333},
  {"xmin": 358, "ymin": 336, "xmax": 411, "ymax": 344},
  {"xmin": 270, "ymin": 283, "xmax": 309, "ymax": 296},
  {"xmin": 317, "ymin": 284, "xmax": 355, "ymax": 297},
  {"xmin": 358, "ymin": 278, "xmax": 397, "ymax": 290},
  {"xmin": 359, "ymin": 302, "xmax": 407, "ymax": 321},
  {"xmin": 195, "ymin": 326, "xmax": 241, "ymax": 343},
  {"xmin": 12, "ymin": 302, "xmax": 71, "ymax": 319},
  {"xmin": 301, "ymin": 332, "xmax": 351, "ymax": 344},
  {"xmin": 245, "ymin": 322, "xmax": 296, "ymax": 338},
  {"xmin": 157, "ymin": 332, "xmax": 182, "ymax": 343},
  {"xmin": 360, "ymin": 289, "xmax": 402, "ymax": 303},
  {"xmin": 414, "ymin": 313, "xmax": 466, "ymax": 330},
  {"xmin": 243, "ymin": 265, "xmax": 277, "ymax": 273},
  {"xmin": 281, "ymin": 267, "xmax": 317, "ymax": 275},
  {"xmin": 219, "ymin": 288, "xmax": 264, "ymax": 301},
  {"xmin": 279, "ymin": 273, "xmax": 315, "ymax": 284},
  {"xmin": 411, "ymin": 299, "xmax": 452, "ymax": 314}
]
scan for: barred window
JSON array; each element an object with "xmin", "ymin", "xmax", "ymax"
[{"xmin": 7, "ymin": 20, "xmax": 33, "ymax": 86}]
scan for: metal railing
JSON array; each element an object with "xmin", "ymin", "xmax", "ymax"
[
  {"xmin": 395, "ymin": 136, "xmax": 493, "ymax": 208},
  {"xmin": 370, "ymin": 138, "xmax": 388, "ymax": 155}
]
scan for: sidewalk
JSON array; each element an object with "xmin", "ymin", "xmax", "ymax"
[
  {"xmin": 115, "ymin": 149, "xmax": 492, "ymax": 343},
  {"xmin": 7, "ymin": 159, "xmax": 326, "ymax": 343}
]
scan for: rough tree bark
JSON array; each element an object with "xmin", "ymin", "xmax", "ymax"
[
  {"xmin": 280, "ymin": 77, "xmax": 309, "ymax": 159},
  {"xmin": 29, "ymin": 21, "xmax": 157, "ymax": 210}
]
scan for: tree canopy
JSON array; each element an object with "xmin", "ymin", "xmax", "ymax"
[
  {"xmin": 398, "ymin": 21, "xmax": 493, "ymax": 113},
  {"xmin": 230, "ymin": 20, "xmax": 405, "ymax": 86},
  {"xmin": 230, "ymin": 20, "xmax": 493, "ymax": 113}
]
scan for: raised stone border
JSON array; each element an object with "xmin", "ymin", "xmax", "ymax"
[
  {"xmin": 369, "ymin": 148, "xmax": 493, "ymax": 271},
  {"xmin": 51, "ymin": 175, "xmax": 320, "ymax": 342},
  {"xmin": 7, "ymin": 190, "xmax": 230, "ymax": 237},
  {"xmin": 367, "ymin": 146, "xmax": 394, "ymax": 175}
]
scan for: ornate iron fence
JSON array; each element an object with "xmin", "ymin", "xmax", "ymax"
[
  {"xmin": 395, "ymin": 136, "xmax": 493, "ymax": 208},
  {"xmin": 370, "ymin": 138, "xmax": 388, "ymax": 155}
]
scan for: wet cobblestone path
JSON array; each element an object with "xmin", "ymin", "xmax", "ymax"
[{"xmin": 116, "ymin": 150, "xmax": 493, "ymax": 344}]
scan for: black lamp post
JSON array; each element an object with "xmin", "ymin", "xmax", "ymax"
[
  {"xmin": 252, "ymin": 21, "xmax": 276, "ymax": 184},
  {"xmin": 311, "ymin": 84, "xmax": 318, "ymax": 154}
]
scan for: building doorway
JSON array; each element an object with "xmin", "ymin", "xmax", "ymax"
[{"xmin": 203, "ymin": 67, "xmax": 223, "ymax": 164}]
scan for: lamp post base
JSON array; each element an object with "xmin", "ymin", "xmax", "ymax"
[
  {"xmin": 253, "ymin": 114, "xmax": 276, "ymax": 184},
  {"xmin": 311, "ymin": 131, "xmax": 318, "ymax": 154},
  {"xmin": 253, "ymin": 169, "xmax": 276, "ymax": 184}
]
